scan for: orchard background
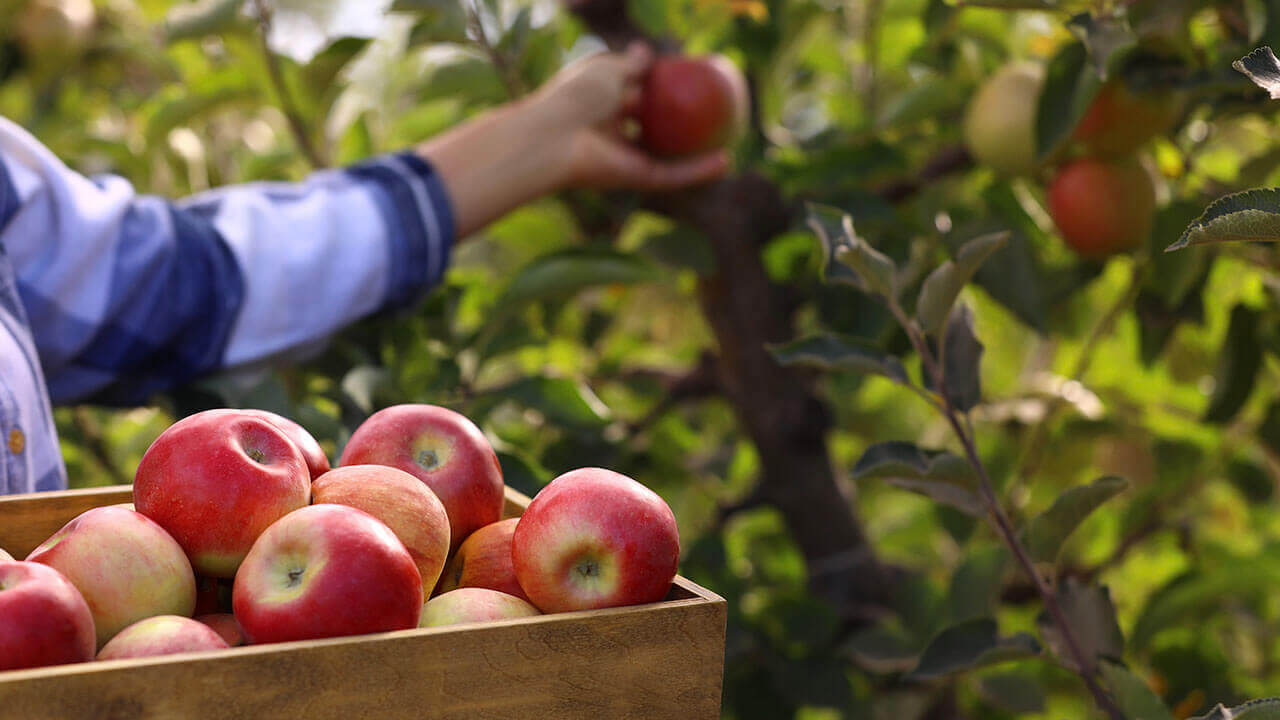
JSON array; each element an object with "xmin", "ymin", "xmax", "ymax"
[{"xmin": 11, "ymin": 0, "xmax": 1280, "ymax": 717}]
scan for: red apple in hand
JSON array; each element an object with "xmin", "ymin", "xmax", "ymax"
[
  {"xmin": 233, "ymin": 504, "xmax": 423, "ymax": 644},
  {"xmin": 419, "ymin": 588, "xmax": 539, "ymax": 628},
  {"xmin": 97, "ymin": 615, "xmax": 229, "ymax": 660},
  {"xmin": 312, "ymin": 465, "xmax": 451, "ymax": 594},
  {"xmin": 0, "ymin": 561, "xmax": 96, "ymax": 671},
  {"xmin": 235, "ymin": 409, "xmax": 330, "ymax": 480},
  {"xmin": 134, "ymin": 409, "xmax": 311, "ymax": 578},
  {"xmin": 339, "ymin": 404, "xmax": 504, "ymax": 551},
  {"xmin": 27, "ymin": 506, "xmax": 196, "ymax": 648},
  {"xmin": 512, "ymin": 468, "xmax": 679, "ymax": 613},
  {"xmin": 435, "ymin": 518, "xmax": 528, "ymax": 602},
  {"xmin": 638, "ymin": 54, "xmax": 748, "ymax": 158},
  {"xmin": 194, "ymin": 613, "xmax": 245, "ymax": 647}
]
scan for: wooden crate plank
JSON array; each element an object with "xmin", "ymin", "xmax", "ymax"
[
  {"xmin": 0, "ymin": 485, "xmax": 133, "ymax": 558},
  {"xmin": 0, "ymin": 598, "xmax": 726, "ymax": 719}
]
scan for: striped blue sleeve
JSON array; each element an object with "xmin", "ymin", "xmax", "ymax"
[{"xmin": 0, "ymin": 118, "xmax": 455, "ymax": 406}]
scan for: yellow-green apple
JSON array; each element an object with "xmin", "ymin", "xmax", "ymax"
[
  {"xmin": 435, "ymin": 518, "xmax": 528, "ymax": 602},
  {"xmin": 1048, "ymin": 155, "xmax": 1155, "ymax": 259},
  {"xmin": 134, "ymin": 409, "xmax": 311, "ymax": 578},
  {"xmin": 97, "ymin": 615, "xmax": 229, "ymax": 660},
  {"xmin": 512, "ymin": 468, "xmax": 679, "ymax": 613},
  {"xmin": 235, "ymin": 409, "xmax": 331, "ymax": 480},
  {"xmin": 26, "ymin": 506, "xmax": 196, "ymax": 648},
  {"xmin": 0, "ymin": 561, "xmax": 96, "ymax": 671},
  {"xmin": 0, "ymin": 547, "xmax": 12, "ymax": 562},
  {"xmin": 194, "ymin": 613, "xmax": 245, "ymax": 647},
  {"xmin": 232, "ymin": 504, "xmax": 423, "ymax": 644},
  {"xmin": 964, "ymin": 62, "xmax": 1044, "ymax": 177},
  {"xmin": 339, "ymin": 404, "xmax": 504, "ymax": 551},
  {"xmin": 311, "ymin": 465, "xmax": 451, "ymax": 594},
  {"xmin": 638, "ymin": 54, "xmax": 748, "ymax": 158},
  {"xmin": 419, "ymin": 588, "xmax": 539, "ymax": 628}
]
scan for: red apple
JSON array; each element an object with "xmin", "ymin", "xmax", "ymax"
[
  {"xmin": 1048, "ymin": 155, "xmax": 1156, "ymax": 259},
  {"xmin": 311, "ymin": 465, "xmax": 451, "ymax": 594},
  {"xmin": 638, "ymin": 54, "xmax": 748, "ymax": 157},
  {"xmin": 97, "ymin": 615, "xmax": 229, "ymax": 660},
  {"xmin": 419, "ymin": 588, "xmax": 539, "ymax": 628},
  {"xmin": 235, "ymin": 409, "xmax": 331, "ymax": 480},
  {"xmin": 134, "ymin": 409, "xmax": 311, "ymax": 578},
  {"xmin": 26, "ymin": 506, "xmax": 196, "ymax": 648},
  {"xmin": 338, "ymin": 404, "xmax": 504, "ymax": 551},
  {"xmin": 1073, "ymin": 80, "xmax": 1181, "ymax": 157},
  {"xmin": 0, "ymin": 561, "xmax": 96, "ymax": 671},
  {"xmin": 435, "ymin": 518, "xmax": 528, "ymax": 602},
  {"xmin": 194, "ymin": 613, "xmax": 245, "ymax": 647},
  {"xmin": 512, "ymin": 468, "xmax": 679, "ymax": 613},
  {"xmin": 232, "ymin": 504, "xmax": 423, "ymax": 644}
]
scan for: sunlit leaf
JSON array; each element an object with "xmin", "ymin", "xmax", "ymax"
[
  {"xmin": 916, "ymin": 233, "xmax": 1008, "ymax": 335},
  {"xmin": 1099, "ymin": 660, "xmax": 1175, "ymax": 720},
  {"xmin": 1194, "ymin": 699, "xmax": 1280, "ymax": 719},
  {"xmin": 853, "ymin": 442, "xmax": 984, "ymax": 516},
  {"xmin": 1234, "ymin": 46, "xmax": 1280, "ymax": 99}
]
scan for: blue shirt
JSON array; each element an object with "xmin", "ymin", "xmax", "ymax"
[{"xmin": 0, "ymin": 118, "xmax": 455, "ymax": 494}]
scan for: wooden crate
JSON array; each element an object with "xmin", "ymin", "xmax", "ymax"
[{"xmin": 0, "ymin": 485, "xmax": 727, "ymax": 719}]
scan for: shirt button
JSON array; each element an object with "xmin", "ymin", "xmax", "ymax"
[{"xmin": 8, "ymin": 428, "xmax": 23, "ymax": 455}]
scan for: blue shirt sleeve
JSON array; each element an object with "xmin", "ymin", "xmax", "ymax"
[{"xmin": 0, "ymin": 118, "xmax": 455, "ymax": 406}]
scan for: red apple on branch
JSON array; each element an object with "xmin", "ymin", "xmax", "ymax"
[
  {"xmin": 0, "ymin": 561, "xmax": 96, "ymax": 671},
  {"xmin": 311, "ymin": 464, "xmax": 451, "ymax": 594},
  {"xmin": 339, "ymin": 404, "xmax": 504, "ymax": 551},
  {"xmin": 638, "ymin": 54, "xmax": 748, "ymax": 158},
  {"xmin": 134, "ymin": 409, "xmax": 311, "ymax": 578},
  {"xmin": 97, "ymin": 615, "xmax": 229, "ymax": 660},
  {"xmin": 512, "ymin": 468, "xmax": 680, "ymax": 613},
  {"xmin": 435, "ymin": 518, "xmax": 528, "ymax": 602},
  {"xmin": 232, "ymin": 504, "xmax": 423, "ymax": 644},
  {"xmin": 419, "ymin": 588, "xmax": 539, "ymax": 628},
  {"xmin": 26, "ymin": 506, "xmax": 196, "ymax": 648},
  {"xmin": 1048, "ymin": 155, "xmax": 1155, "ymax": 259}
]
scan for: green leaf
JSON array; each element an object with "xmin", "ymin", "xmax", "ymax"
[
  {"xmin": 947, "ymin": 545, "xmax": 1010, "ymax": 622},
  {"xmin": 1099, "ymin": 660, "xmax": 1175, "ymax": 720},
  {"xmin": 844, "ymin": 624, "xmax": 921, "ymax": 674},
  {"xmin": 977, "ymin": 673, "xmax": 1047, "ymax": 715},
  {"xmin": 498, "ymin": 377, "xmax": 612, "ymax": 429},
  {"xmin": 637, "ymin": 226, "xmax": 716, "ymax": 275},
  {"xmin": 1233, "ymin": 46, "xmax": 1280, "ymax": 99},
  {"xmin": 941, "ymin": 304, "xmax": 984, "ymax": 413},
  {"xmin": 1194, "ymin": 699, "xmax": 1280, "ymax": 719},
  {"xmin": 916, "ymin": 233, "xmax": 1009, "ymax": 335},
  {"xmin": 340, "ymin": 365, "xmax": 390, "ymax": 417},
  {"xmin": 909, "ymin": 618, "xmax": 1039, "ymax": 680},
  {"xmin": 806, "ymin": 204, "xmax": 897, "ymax": 298},
  {"xmin": 769, "ymin": 333, "xmax": 909, "ymax": 385},
  {"xmin": 1037, "ymin": 579, "xmax": 1124, "ymax": 673},
  {"xmin": 1036, "ymin": 41, "xmax": 1104, "ymax": 160},
  {"xmin": 853, "ymin": 442, "xmax": 984, "ymax": 516},
  {"xmin": 163, "ymin": 0, "xmax": 246, "ymax": 43},
  {"xmin": 497, "ymin": 249, "xmax": 662, "ymax": 309},
  {"xmin": 1170, "ymin": 189, "xmax": 1280, "ymax": 250},
  {"xmin": 1204, "ymin": 305, "xmax": 1263, "ymax": 424},
  {"xmin": 1023, "ymin": 476, "xmax": 1128, "ymax": 564}
]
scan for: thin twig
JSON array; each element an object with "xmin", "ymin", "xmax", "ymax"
[
  {"xmin": 252, "ymin": 0, "xmax": 327, "ymax": 169},
  {"xmin": 888, "ymin": 299, "xmax": 1126, "ymax": 720},
  {"xmin": 466, "ymin": 0, "xmax": 525, "ymax": 98}
]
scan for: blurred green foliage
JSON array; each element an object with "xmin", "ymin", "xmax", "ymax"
[{"xmin": 18, "ymin": 0, "xmax": 1280, "ymax": 717}]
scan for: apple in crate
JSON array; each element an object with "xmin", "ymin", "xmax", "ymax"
[
  {"xmin": 312, "ymin": 464, "xmax": 451, "ymax": 593},
  {"xmin": 513, "ymin": 468, "xmax": 679, "ymax": 613},
  {"xmin": 339, "ymin": 404, "xmax": 504, "ymax": 550},
  {"xmin": 419, "ymin": 588, "xmax": 539, "ymax": 628},
  {"xmin": 194, "ymin": 613, "xmax": 245, "ymax": 647},
  {"xmin": 26, "ymin": 506, "xmax": 196, "ymax": 648},
  {"xmin": 234, "ymin": 409, "xmax": 331, "ymax": 480},
  {"xmin": 134, "ymin": 409, "xmax": 311, "ymax": 578},
  {"xmin": 97, "ymin": 615, "xmax": 229, "ymax": 660},
  {"xmin": 0, "ymin": 561, "xmax": 96, "ymax": 671},
  {"xmin": 233, "ymin": 504, "xmax": 423, "ymax": 644},
  {"xmin": 435, "ymin": 518, "xmax": 528, "ymax": 602}
]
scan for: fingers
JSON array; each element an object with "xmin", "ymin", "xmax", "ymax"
[
  {"xmin": 620, "ymin": 41, "xmax": 654, "ymax": 80},
  {"xmin": 601, "ymin": 141, "xmax": 730, "ymax": 191}
]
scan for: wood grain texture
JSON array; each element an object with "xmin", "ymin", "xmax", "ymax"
[{"xmin": 0, "ymin": 485, "xmax": 727, "ymax": 718}]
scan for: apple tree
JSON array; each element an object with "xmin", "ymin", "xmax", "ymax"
[{"xmin": 19, "ymin": 0, "xmax": 1280, "ymax": 717}]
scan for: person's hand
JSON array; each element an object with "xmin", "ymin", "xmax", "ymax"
[{"xmin": 531, "ymin": 42, "xmax": 731, "ymax": 191}]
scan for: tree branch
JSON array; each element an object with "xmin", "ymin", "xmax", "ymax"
[{"xmin": 252, "ymin": 0, "xmax": 327, "ymax": 170}]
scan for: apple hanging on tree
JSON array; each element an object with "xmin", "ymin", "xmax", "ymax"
[
  {"xmin": 1047, "ymin": 155, "xmax": 1156, "ymax": 259},
  {"xmin": 963, "ymin": 62, "xmax": 1045, "ymax": 177}
]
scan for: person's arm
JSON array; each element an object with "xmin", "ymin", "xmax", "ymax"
[
  {"xmin": 420, "ymin": 43, "xmax": 728, "ymax": 237},
  {"xmin": 0, "ymin": 118, "xmax": 453, "ymax": 406}
]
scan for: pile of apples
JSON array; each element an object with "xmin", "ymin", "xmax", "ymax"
[{"xmin": 0, "ymin": 405, "xmax": 680, "ymax": 671}]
